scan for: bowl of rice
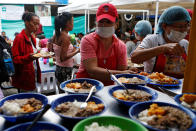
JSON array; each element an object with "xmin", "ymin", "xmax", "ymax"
[
  {"xmin": 73, "ymin": 115, "xmax": 147, "ymax": 131},
  {"xmin": 4, "ymin": 121, "xmax": 68, "ymax": 131},
  {"xmin": 60, "ymin": 78, "xmax": 104, "ymax": 94},
  {"xmin": 114, "ymin": 74, "xmax": 150, "ymax": 86},
  {"xmin": 0, "ymin": 93, "xmax": 48, "ymax": 122},
  {"xmin": 108, "ymin": 85, "xmax": 158, "ymax": 107},
  {"xmin": 174, "ymin": 93, "xmax": 196, "ymax": 114},
  {"xmin": 51, "ymin": 94, "xmax": 107, "ymax": 121},
  {"xmin": 129, "ymin": 101, "xmax": 196, "ymax": 131}
]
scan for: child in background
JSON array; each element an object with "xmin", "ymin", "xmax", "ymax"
[{"xmin": 39, "ymin": 38, "xmax": 49, "ymax": 48}]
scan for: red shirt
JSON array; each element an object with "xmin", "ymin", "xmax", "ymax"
[
  {"xmin": 77, "ymin": 32, "xmax": 127, "ymax": 74},
  {"xmin": 77, "ymin": 32, "xmax": 127, "ymax": 85},
  {"xmin": 12, "ymin": 29, "xmax": 41, "ymax": 91}
]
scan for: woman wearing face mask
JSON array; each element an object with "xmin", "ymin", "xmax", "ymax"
[
  {"xmin": 76, "ymin": 3, "xmax": 137, "ymax": 85},
  {"xmin": 12, "ymin": 12, "xmax": 41, "ymax": 91},
  {"xmin": 131, "ymin": 6, "xmax": 191, "ymax": 78}
]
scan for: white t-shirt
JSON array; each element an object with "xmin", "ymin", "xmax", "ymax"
[{"xmin": 138, "ymin": 34, "xmax": 189, "ymax": 72}]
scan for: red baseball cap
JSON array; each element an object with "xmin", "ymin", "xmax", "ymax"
[
  {"xmin": 96, "ymin": 3, "xmax": 118, "ymax": 23},
  {"xmin": 187, "ymin": 9, "xmax": 193, "ymax": 18}
]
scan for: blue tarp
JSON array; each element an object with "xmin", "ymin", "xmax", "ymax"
[{"xmin": 55, "ymin": 0, "xmax": 68, "ymax": 4}]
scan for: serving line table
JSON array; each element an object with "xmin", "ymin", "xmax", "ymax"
[
  {"xmin": 0, "ymin": 85, "xmax": 178, "ymax": 130},
  {"xmin": 37, "ymin": 58, "xmax": 58, "ymax": 94},
  {"xmin": 39, "ymin": 58, "xmax": 56, "ymax": 73}
]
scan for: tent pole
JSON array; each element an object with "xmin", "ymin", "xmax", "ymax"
[
  {"xmin": 154, "ymin": 0, "xmax": 159, "ymax": 34},
  {"xmin": 147, "ymin": 10, "xmax": 149, "ymax": 20},
  {"xmin": 143, "ymin": 11, "xmax": 144, "ymax": 20},
  {"xmin": 85, "ymin": 9, "xmax": 87, "ymax": 34},
  {"xmin": 88, "ymin": 9, "xmax": 90, "ymax": 33}
]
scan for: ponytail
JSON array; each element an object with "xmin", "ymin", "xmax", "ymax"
[
  {"xmin": 54, "ymin": 12, "xmax": 73, "ymax": 39},
  {"xmin": 54, "ymin": 16, "xmax": 61, "ymax": 38}
]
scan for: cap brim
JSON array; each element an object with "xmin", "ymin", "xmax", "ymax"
[{"xmin": 96, "ymin": 14, "xmax": 116, "ymax": 23}]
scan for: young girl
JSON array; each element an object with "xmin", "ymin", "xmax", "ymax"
[{"xmin": 53, "ymin": 12, "xmax": 80, "ymax": 85}]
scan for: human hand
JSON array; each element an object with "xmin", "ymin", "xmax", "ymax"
[
  {"xmin": 30, "ymin": 53, "xmax": 39, "ymax": 60},
  {"xmin": 122, "ymin": 69, "xmax": 137, "ymax": 74},
  {"xmin": 128, "ymin": 67, "xmax": 140, "ymax": 73},
  {"xmin": 162, "ymin": 43, "xmax": 185, "ymax": 56},
  {"xmin": 76, "ymin": 48, "xmax": 80, "ymax": 53}
]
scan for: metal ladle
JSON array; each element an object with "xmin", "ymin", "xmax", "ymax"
[{"xmin": 105, "ymin": 68, "xmax": 130, "ymax": 94}]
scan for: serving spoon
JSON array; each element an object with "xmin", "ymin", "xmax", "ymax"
[
  {"xmin": 70, "ymin": 68, "xmax": 76, "ymax": 83},
  {"xmin": 105, "ymin": 68, "xmax": 130, "ymax": 95},
  {"xmin": 80, "ymin": 86, "xmax": 96, "ymax": 109}
]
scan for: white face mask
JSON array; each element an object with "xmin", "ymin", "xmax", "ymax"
[
  {"xmin": 167, "ymin": 29, "xmax": 187, "ymax": 42},
  {"xmin": 96, "ymin": 26, "xmax": 115, "ymax": 38}
]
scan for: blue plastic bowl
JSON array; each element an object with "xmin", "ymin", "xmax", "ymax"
[
  {"xmin": 129, "ymin": 101, "xmax": 196, "ymax": 131},
  {"xmin": 114, "ymin": 74, "xmax": 151, "ymax": 86},
  {"xmin": 51, "ymin": 94, "xmax": 107, "ymax": 120},
  {"xmin": 174, "ymin": 93, "xmax": 196, "ymax": 114},
  {"xmin": 147, "ymin": 76, "xmax": 182, "ymax": 88},
  {"xmin": 0, "ymin": 93, "xmax": 48, "ymax": 122},
  {"xmin": 60, "ymin": 78, "xmax": 104, "ymax": 94},
  {"xmin": 108, "ymin": 85, "xmax": 158, "ymax": 107},
  {"xmin": 4, "ymin": 121, "xmax": 68, "ymax": 131}
]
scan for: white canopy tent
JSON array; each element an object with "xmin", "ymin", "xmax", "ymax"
[
  {"xmin": 58, "ymin": 0, "xmax": 194, "ymax": 34},
  {"xmin": 110, "ymin": 0, "xmax": 194, "ymax": 33},
  {"xmin": 110, "ymin": 0, "xmax": 194, "ymax": 10},
  {"xmin": 58, "ymin": 0, "xmax": 111, "ymax": 14},
  {"xmin": 58, "ymin": 0, "xmax": 112, "ymax": 33},
  {"xmin": 0, "ymin": 0, "xmax": 56, "ymax": 4},
  {"xmin": 58, "ymin": 0, "xmax": 150, "ymax": 33}
]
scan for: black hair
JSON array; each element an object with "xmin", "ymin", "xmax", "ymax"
[
  {"xmin": 130, "ymin": 35, "xmax": 136, "ymax": 41},
  {"xmin": 14, "ymin": 32, "xmax": 19, "ymax": 36},
  {"xmin": 78, "ymin": 33, "xmax": 84, "ymax": 36},
  {"xmin": 22, "ymin": 12, "xmax": 38, "ymax": 22},
  {"xmin": 54, "ymin": 12, "xmax": 73, "ymax": 39}
]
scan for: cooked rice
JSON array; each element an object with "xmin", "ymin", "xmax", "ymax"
[
  {"xmin": 85, "ymin": 122, "xmax": 122, "ymax": 131},
  {"xmin": 1, "ymin": 101, "xmax": 21, "ymax": 116},
  {"xmin": 0, "ymin": 98, "xmax": 42, "ymax": 116}
]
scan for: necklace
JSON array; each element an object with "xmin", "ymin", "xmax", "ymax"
[{"xmin": 103, "ymin": 46, "xmax": 113, "ymax": 64}]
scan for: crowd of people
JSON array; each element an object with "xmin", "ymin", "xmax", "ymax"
[{"xmin": 0, "ymin": 3, "xmax": 193, "ymax": 93}]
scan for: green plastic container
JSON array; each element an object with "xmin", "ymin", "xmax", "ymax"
[{"xmin": 73, "ymin": 116, "xmax": 148, "ymax": 131}]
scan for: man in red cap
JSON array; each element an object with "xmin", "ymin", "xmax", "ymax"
[{"xmin": 76, "ymin": 3, "xmax": 137, "ymax": 85}]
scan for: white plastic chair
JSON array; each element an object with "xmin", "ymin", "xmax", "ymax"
[{"xmin": 37, "ymin": 72, "xmax": 59, "ymax": 94}]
